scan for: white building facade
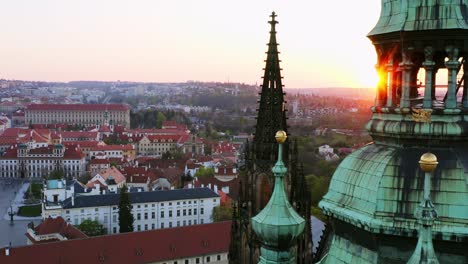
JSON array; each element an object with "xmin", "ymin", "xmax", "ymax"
[{"xmin": 42, "ymin": 188, "xmax": 220, "ymax": 234}]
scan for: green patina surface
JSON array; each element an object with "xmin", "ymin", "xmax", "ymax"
[
  {"xmin": 368, "ymin": 0, "xmax": 468, "ymax": 36},
  {"xmin": 319, "ymin": 144, "xmax": 468, "ymax": 239},
  {"xmin": 317, "ymin": 235, "xmax": 378, "ymax": 264},
  {"xmin": 252, "ymin": 143, "xmax": 305, "ymax": 263}
]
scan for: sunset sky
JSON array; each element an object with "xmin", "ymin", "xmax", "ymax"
[{"xmin": 0, "ymin": 0, "xmax": 381, "ymax": 88}]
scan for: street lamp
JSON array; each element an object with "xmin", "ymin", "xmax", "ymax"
[{"xmin": 8, "ymin": 204, "xmax": 15, "ymax": 225}]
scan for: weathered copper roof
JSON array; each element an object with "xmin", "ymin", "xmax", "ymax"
[{"xmin": 368, "ymin": 0, "xmax": 468, "ymax": 36}]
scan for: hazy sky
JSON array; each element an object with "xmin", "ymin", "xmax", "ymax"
[{"xmin": 0, "ymin": 0, "xmax": 382, "ymax": 88}]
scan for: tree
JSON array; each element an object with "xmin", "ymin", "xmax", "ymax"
[
  {"xmin": 212, "ymin": 206, "xmax": 233, "ymax": 222},
  {"xmin": 78, "ymin": 219, "xmax": 106, "ymax": 236},
  {"xmin": 194, "ymin": 166, "xmax": 214, "ymax": 178},
  {"xmin": 48, "ymin": 168, "xmax": 65, "ymax": 180},
  {"xmin": 118, "ymin": 185, "xmax": 134, "ymax": 233},
  {"xmin": 156, "ymin": 112, "xmax": 167, "ymax": 128}
]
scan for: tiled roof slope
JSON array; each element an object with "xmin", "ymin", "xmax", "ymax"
[
  {"xmin": 63, "ymin": 187, "xmax": 218, "ymax": 209},
  {"xmin": 1, "ymin": 221, "xmax": 231, "ymax": 264}
]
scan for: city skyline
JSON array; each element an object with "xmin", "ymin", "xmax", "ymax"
[{"xmin": 0, "ymin": 1, "xmax": 381, "ymax": 88}]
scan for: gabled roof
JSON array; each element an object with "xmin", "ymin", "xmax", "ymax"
[
  {"xmin": 1, "ymin": 221, "xmax": 231, "ymax": 264},
  {"xmin": 32, "ymin": 216, "xmax": 87, "ymax": 240}
]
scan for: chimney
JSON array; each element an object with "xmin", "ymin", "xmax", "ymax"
[
  {"xmin": 71, "ymin": 195, "xmax": 75, "ymax": 206},
  {"xmin": 5, "ymin": 244, "xmax": 10, "ymax": 256}
]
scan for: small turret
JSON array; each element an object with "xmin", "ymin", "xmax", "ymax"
[{"xmin": 252, "ymin": 131, "xmax": 305, "ymax": 264}]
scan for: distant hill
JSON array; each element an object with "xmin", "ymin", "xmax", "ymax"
[{"xmin": 285, "ymin": 88, "xmax": 374, "ymax": 99}]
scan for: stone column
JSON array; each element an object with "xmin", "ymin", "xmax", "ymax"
[
  {"xmin": 423, "ymin": 47, "xmax": 435, "ymax": 108},
  {"xmin": 462, "ymin": 60, "xmax": 468, "ymax": 108},
  {"xmin": 386, "ymin": 59, "xmax": 394, "ymax": 107},
  {"xmin": 399, "ymin": 49, "xmax": 413, "ymax": 108},
  {"xmin": 374, "ymin": 46, "xmax": 386, "ymax": 107},
  {"xmin": 445, "ymin": 46, "xmax": 460, "ymax": 109}
]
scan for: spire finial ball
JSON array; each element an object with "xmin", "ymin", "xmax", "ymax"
[
  {"xmin": 419, "ymin": 152, "xmax": 438, "ymax": 172},
  {"xmin": 275, "ymin": 130, "xmax": 287, "ymax": 144}
]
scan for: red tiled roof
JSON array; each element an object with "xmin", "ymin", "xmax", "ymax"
[
  {"xmin": 63, "ymin": 147, "xmax": 86, "ymax": 160},
  {"xmin": 61, "ymin": 131, "xmax": 98, "ymax": 139},
  {"xmin": 63, "ymin": 141, "xmax": 102, "ymax": 148},
  {"xmin": 34, "ymin": 217, "xmax": 87, "ymax": 240},
  {"xmin": 90, "ymin": 144, "xmax": 133, "ymax": 152},
  {"xmin": 25, "ymin": 104, "xmax": 130, "ymax": 111},
  {"xmin": 89, "ymin": 158, "xmax": 110, "ymax": 165},
  {"xmin": 0, "ymin": 222, "xmax": 231, "ymax": 264}
]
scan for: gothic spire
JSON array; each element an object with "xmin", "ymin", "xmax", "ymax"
[{"xmin": 254, "ymin": 11, "xmax": 288, "ymax": 162}]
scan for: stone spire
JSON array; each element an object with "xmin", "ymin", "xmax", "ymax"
[
  {"xmin": 252, "ymin": 131, "xmax": 305, "ymax": 264},
  {"xmin": 407, "ymin": 152, "xmax": 440, "ymax": 264},
  {"xmin": 254, "ymin": 11, "xmax": 288, "ymax": 163}
]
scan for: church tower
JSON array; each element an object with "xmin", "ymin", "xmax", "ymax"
[
  {"xmin": 229, "ymin": 12, "xmax": 312, "ymax": 264},
  {"xmin": 316, "ymin": 1, "xmax": 468, "ymax": 263}
]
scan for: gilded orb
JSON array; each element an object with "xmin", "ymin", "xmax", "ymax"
[
  {"xmin": 419, "ymin": 152, "xmax": 438, "ymax": 172},
  {"xmin": 275, "ymin": 130, "xmax": 288, "ymax": 144}
]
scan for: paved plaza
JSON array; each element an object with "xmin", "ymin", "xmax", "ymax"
[{"xmin": 0, "ymin": 179, "xmax": 41, "ymax": 247}]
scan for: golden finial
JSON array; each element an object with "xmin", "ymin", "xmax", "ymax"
[
  {"xmin": 275, "ymin": 130, "xmax": 287, "ymax": 144},
  {"xmin": 419, "ymin": 152, "xmax": 438, "ymax": 172}
]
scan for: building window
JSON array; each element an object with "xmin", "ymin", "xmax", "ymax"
[
  {"xmin": 217, "ymin": 255, "xmax": 221, "ymax": 261},
  {"xmin": 194, "ymin": 208, "xmax": 197, "ymax": 215},
  {"xmin": 185, "ymin": 260, "xmax": 189, "ymax": 264},
  {"xmin": 183, "ymin": 209, "xmax": 186, "ymax": 216},
  {"xmin": 144, "ymin": 212, "xmax": 148, "ymax": 220},
  {"xmin": 151, "ymin": 223, "xmax": 155, "ymax": 229},
  {"xmin": 177, "ymin": 210, "xmax": 180, "ymax": 217},
  {"xmin": 196, "ymin": 258, "xmax": 200, "ymax": 264},
  {"xmin": 137, "ymin": 213, "xmax": 141, "ymax": 220},
  {"xmin": 152, "ymin": 212, "xmax": 155, "ymax": 219},
  {"xmin": 200, "ymin": 208, "xmax": 204, "ymax": 215},
  {"xmin": 183, "ymin": 220, "xmax": 186, "ymax": 226},
  {"xmin": 206, "ymin": 256, "xmax": 210, "ymax": 262},
  {"xmin": 137, "ymin": 225, "xmax": 141, "ymax": 231},
  {"xmin": 169, "ymin": 222, "xmax": 172, "ymax": 228},
  {"xmin": 169, "ymin": 210, "xmax": 173, "ymax": 217},
  {"xmin": 145, "ymin": 224, "xmax": 148, "ymax": 230},
  {"xmin": 113, "ymin": 227, "xmax": 117, "ymax": 233},
  {"xmin": 177, "ymin": 221, "xmax": 180, "ymax": 227},
  {"xmin": 161, "ymin": 222, "xmax": 164, "ymax": 228},
  {"xmin": 161, "ymin": 211, "xmax": 165, "ymax": 218},
  {"xmin": 188, "ymin": 209, "xmax": 192, "ymax": 215}
]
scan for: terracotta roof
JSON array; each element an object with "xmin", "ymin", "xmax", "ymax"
[
  {"xmin": 63, "ymin": 147, "xmax": 85, "ymax": 160},
  {"xmin": 91, "ymin": 144, "xmax": 133, "ymax": 152},
  {"xmin": 89, "ymin": 158, "xmax": 110, "ymax": 165},
  {"xmin": 25, "ymin": 104, "xmax": 130, "ymax": 111},
  {"xmin": 92, "ymin": 167, "xmax": 126, "ymax": 185},
  {"xmin": 33, "ymin": 217, "xmax": 87, "ymax": 240},
  {"xmin": 0, "ymin": 221, "xmax": 231, "ymax": 264},
  {"xmin": 61, "ymin": 131, "xmax": 98, "ymax": 140},
  {"xmin": 63, "ymin": 141, "xmax": 102, "ymax": 148}
]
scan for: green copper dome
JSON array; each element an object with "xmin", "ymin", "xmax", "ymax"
[
  {"xmin": 368, "ymin": 0, "xmax": 468, "ymax": 37},
  {"xmin": 252, "ymin": 131, "xmax": 305, "ymax": 263}
]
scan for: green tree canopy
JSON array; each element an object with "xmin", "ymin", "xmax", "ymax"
[
  {"xmin": 78, "ymin": 219, "xmax": 106, "ymax": 236},
  {"xmin": 118, "ymin": 185, "xmax": 134, "ymax": 233},
  {"xmin": 212, "ymin": 206, "xmax": 233, "ymax": 222},
  {"xmin": 194, "ymin": 166, "xmax": 214, "ymax": 178}
]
